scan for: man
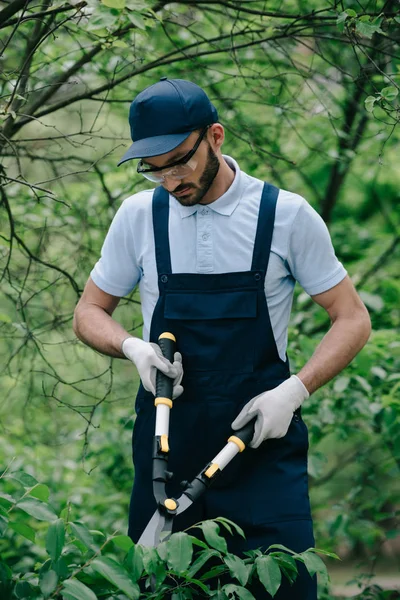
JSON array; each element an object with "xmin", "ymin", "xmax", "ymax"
[{"xmin": 73, "ymin": 78, "xmax": 371, "ymax": 598}]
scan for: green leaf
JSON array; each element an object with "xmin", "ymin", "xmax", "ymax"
[
  {"xmin": 222, "ymin": 584, "xmax": 256, "ymax": 599},
  {"xmin": 127, "ymin": 11, "xmax": 147, "ymax": 29},
  {"xmin": 354, "ymin": 375, "xmax": 372, "ymax": 393},
  {"xmin": 215, "ymin": 517, "xmax": 246, "ymax": 539},
  {"xmin": 305, "ymin": 547, "xmax": 340, "ymax": 560},
  {"xmin": 0, "ymin": 560, "xmax": 12, "ymax": 580},
  {"xmin": 59, "ymin": 505, "xmax": 70, "ymax": 521},
  {"xmin": 102, "ymin": 0, "xmax": 125, "ymax": 8},
  {"xmin": 62, "ymin": 578, "xmax": 98, "ymax": 600},
  {"xmin": 29, "ymin": 484, "xmax": 50, "ymax": 502},
  {"xmin": 273, "ymin": 553, "xmax": 298, "ymax": 583},
  {"xmin": 0, "ymin": 514, "xmax": 8, "ymax": 536},
  {"xmin": 189, "ymin": 535, "xmax": 209, "ymax": 549},
  {"xmin": 112, "ymin": 534, "xmax": 134, "ymax": 551},
  {"xmin": 141, "ymin": 546, "xmax": 167, "ymax": 586},
  {"xmin": 125, "ymin": 0, "xmax": 149, "ymax": 8},
  {"xmin": 265, "ymin": 544, "xmax": 295, "ymax": 554},
  {"xmin": 356, "ymin": 20, "xmax": 383, "ymax": 38},
  {"xmin": 125, "ymin": 544, "xmax": 144, "ymax": 581},
  {"xmin": 371, "ymin": 366, "xmax": 387, "ymax": 379},
  {"xmin": 381, "ymin": 86, "xmax": 399, "ymax": 102},
  {"xmin": 46, "ymin": 519, "xmax": 65, "ymax": 561},
  {"xmin": 300, "ymin": 551, "xmax": 329, "ymax": 587},
  {"xmin": 346, "ymin": 9, "xmax": 357, "ymax": 17},
  {"xmin": 54, "ymin": 555, "xmax": 70, "ymax": 579},
  {"xmin": 200, "ymin": 521, "xmax": 228, "ymax": 554},
  {"xmin": 156, "ymin": 540, "xmax": 168, "ymax": 561},
  {"xmin": 7, "ymin": 471, "xmax": 38, "ymax": 487},
  {"xmin": 365, "ymin": 96, "xmax": 377, "ymax": 112},
  {"xmin": 223, "ymin": 554, "xmax": 250, "ymax": 586},
  {"xmin": 14, "ymin": 581, "xmax": 36, "ymax": 598},
  {"xmin": 333, "ymin": 376, "xmax": 350, "ymax": 393},
  {"xmin": 271, "ymin": 553, "xmax": 298, "ymax": 572},
  {"xmin": 9, "ymin": 520, "xmax": 36, "ymax": 542},
  {"xmin": 181, "ymin": 575, "xmax": 211, "ymax": 594},
  {"xmin": 0, "ymin": 492, "xmax": 15, "ymax": 508},
  {"xmin": 142, "ymin": 546, "xmax": 160, "ymax": 573},
  {"xmin": 91, "ymin": 556, "xmax": 140, "ymax": 599},
  {"xmin": 39, "ymin": 569, "xmax": 58, "ymax": 597},
  {"xmin": 71, "ymin": 539, "xmax": 88, "ymax": 554},
  {"xmin": 16, "ymin": 498, "xmax": 57, "ymax": 521},
  {"xmin": 69, "ymin": 521, "xmax": 97, "ymax": 551},
  {"xmin": 255, "ymin": 555, "xmax": 282, "ymax": 597},
  {"xmin": 166, "ymin": 532, "xmax": 193, "ymax": 573},
  {"xmin": 336, "ymin": 11, "xmax": 349, "ymax": 26},
  {"xmin": 171, "ymin": 592, "xmax": 187, "ymax": 600},
  {"xmin": 394, "ymin": 16, "xmax": 400, "ymax": 24},
  {"xmin": 186, "ymin": 549, "xmax": 221, "ymax": 578},
  {"xmin": 113, "ymin": 40, "xmax": 129, "ymax": 48}
]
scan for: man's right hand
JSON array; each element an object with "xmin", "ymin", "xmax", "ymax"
[{"xmin": 121, "ymin": 337, "xmax": 184, "ymax": 399}]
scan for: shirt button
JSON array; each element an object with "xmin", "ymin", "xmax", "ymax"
[
  {"xmin": 202, "ymin": 234, "xmax": 209, "ymax": 241},
  {"xmin": 201, "ymin": 208, "xmax": 208, "ymax": 215}
]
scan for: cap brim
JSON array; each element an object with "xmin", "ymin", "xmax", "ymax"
[{"xmin": 117, "ymin": 131, "xmax": 192, "ymax": 166}]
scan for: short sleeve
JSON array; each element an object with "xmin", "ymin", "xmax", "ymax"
[
  {"xmin": 287, "ymin": 199, "xmax": 347, "ymax": 296},
  {"xmin": 90, "ymin": 201, "xmax": 141, "ymax": 297}
]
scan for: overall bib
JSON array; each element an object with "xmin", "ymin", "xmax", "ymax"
[{"xmin": 128, "ymin": 183, "xmax": 317, "ymax": 599}]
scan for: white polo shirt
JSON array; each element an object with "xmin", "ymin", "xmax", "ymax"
[{"xmin": 91, "ymin": 155, "xmax": 347, "ymax": 360}]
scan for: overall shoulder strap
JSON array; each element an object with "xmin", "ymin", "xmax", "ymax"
[
  {"xmin": 251, "ymin": 182, "xmax": 279, "ymax": 272},
  {"xmin": 152, "ymin": 185, "xmax": 172, "ymax": 275}
]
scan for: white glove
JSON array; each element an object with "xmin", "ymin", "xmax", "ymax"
[
  {"xmin": 231, "ymin": 375, "xmax": 309, "ymax": 448},
  {"xmin": 121, "ymin": 337, "xmax": 184, "ymax": 399}
]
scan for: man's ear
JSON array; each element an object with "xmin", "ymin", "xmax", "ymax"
[{"xmin": 209, "ymin": 123, "xmax": 224, "ymax": 151}]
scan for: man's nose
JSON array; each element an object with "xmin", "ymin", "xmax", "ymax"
[{"xmin": 162, "ymin": 176, "xmax": 184, "ymax": 192}]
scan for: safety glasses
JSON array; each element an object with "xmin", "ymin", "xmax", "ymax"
[{"xmin": 137, "ymin": 125, "xmax": 210, "ymax": 183}]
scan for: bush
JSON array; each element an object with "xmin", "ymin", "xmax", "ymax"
[{"xmin": 0, "ymin": 469, "xmax": 336, "ymax": 599}]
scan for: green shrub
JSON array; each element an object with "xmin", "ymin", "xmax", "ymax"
[{"xmin": 0, "ymin": 470, "xmax": 336, "ymax": 599}]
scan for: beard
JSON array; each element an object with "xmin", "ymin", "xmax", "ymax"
[{"xmin": 171, "ymin": 143, "xmax": 220, "ymax": 207}]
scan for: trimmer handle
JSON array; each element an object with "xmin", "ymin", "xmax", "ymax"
[
  {"xmin": 152, "ymin": 332, "xmax": 177, "ymax": 506},
  {"xmin": 155, "ymin": 333, "xmax": 176, "ymax": 399},
  {"xmin": 232, "ymin": 418, "xmax": 257, "ymax": 447}
]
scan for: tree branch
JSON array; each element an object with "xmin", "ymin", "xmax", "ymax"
[{"xmin": 0, "ymin": 0, "xmax": 34, "ymax": 26}]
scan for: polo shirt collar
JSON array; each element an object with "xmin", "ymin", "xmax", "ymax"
[{"xmin": 174, "ymin": 155, "xmax": 242, "ymax": 218}]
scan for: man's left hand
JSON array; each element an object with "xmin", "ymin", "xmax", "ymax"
[{"xmin": 231, "ymin": 375, "xmax": 310, "ymax": 448}]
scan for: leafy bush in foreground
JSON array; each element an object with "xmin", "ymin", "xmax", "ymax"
[{"xmin": 0, "ymin": 469, "xmax": 336, "ymax": 599}]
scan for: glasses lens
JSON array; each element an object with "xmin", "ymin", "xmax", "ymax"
[
  {"xmin": 141, "ymin": 172, "xmax": 164, "ymax": 183},
  {"xmin": 140, "ymin": 160, "xmax": 197, "ymax": 182}
]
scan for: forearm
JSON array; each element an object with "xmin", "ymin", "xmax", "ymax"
[
  {"xmin": 297, "ymin": 311, "xmax": 371, "ymax": 395},
  {"xmin": 73, "ymin": 305, "xmax": 131, "ymax": 358}
]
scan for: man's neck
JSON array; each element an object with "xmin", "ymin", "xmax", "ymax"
[{"xmin": 199, "ymin": 157, "xmax": 235, "ymax": 205}]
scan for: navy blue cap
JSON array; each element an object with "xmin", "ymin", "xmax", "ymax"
[{"xmin": 117, "ymin": 78, "xmax": 218, "ymax": 166}]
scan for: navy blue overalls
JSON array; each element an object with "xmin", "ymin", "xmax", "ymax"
[{"xmin": 128, "ymin": 182, "xmax": 317, "ymax": 599}]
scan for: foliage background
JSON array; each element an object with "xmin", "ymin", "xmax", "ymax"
[{"xmin": 0, "ymin": 0, "xmax": 399, "ymax": 597}]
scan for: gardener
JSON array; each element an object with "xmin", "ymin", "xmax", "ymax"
[{"xmin": 73, "ymin": 78, "xmax": 371, "ymax": 599}]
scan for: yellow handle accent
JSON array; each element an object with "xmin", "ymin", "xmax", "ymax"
[
  {"xmin": 160, "ymin": 434, "xmax": 169, "ymax": 453},
  {"xmin": 164, "ymin": 498, "xmax": 177, "ymax": 510},
  {"xmin": 204, "ymin": 463, "xmax": 220, "ymax": 478},
  {"xmin": 155, "ymin": 397, "xmax": 173, "ymax": 409},
  {"xmin": 228, "ymin": 435, "xmax": 246, "ymax": 453},
  {"xmin": 159, "ymin": 332, "xmax": 176, "ymax": 342}
]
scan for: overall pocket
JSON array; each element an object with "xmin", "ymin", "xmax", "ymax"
[{"xmin": 164, "ymin": 289, "xmax": 258, "ymax": 373}]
